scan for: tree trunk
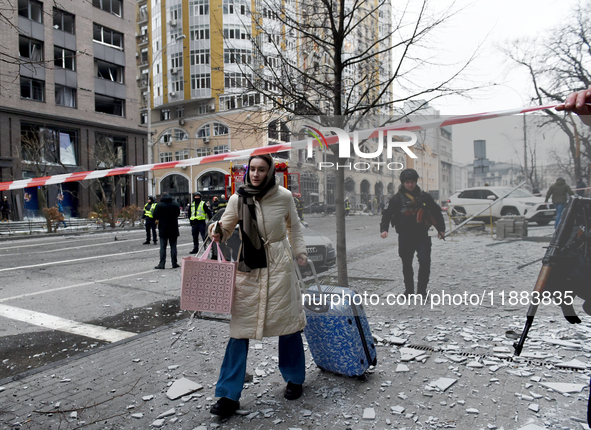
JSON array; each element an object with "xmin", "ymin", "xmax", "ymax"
[{"xmin": 334, "ymin": 163, "xmax": 348, "ymax": 287}]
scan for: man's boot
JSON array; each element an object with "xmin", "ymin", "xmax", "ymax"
[
  {"xmin": 143, "ymin": 240, "xmax": 150, "ymax": 245},
  {"xmin": 189, "ymin": 247, "xmax": 198, "ymax": 254}
]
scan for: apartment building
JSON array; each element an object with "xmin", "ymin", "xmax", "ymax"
[{"xmin": 0, "ymin": 0, "xmax": 146, "ymax": 220}]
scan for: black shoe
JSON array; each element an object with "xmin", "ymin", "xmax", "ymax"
[
  {"xmin": 172, "ymin": 264, "xmax": 180, "ymax": 269},
  {"xmin": 154, "ymin": 265, "xmax": 165, "ymax": 270},
  {"xmin": 153, "ymin": 241, "xmax": 158, "ymax": 245},
  {"xmin": 284, "ymin": 382, "xmax": 303, "ymax": 400},
  {"xmin": 189, "ymin": 249, "xmax": 198, "ymax": 254},
  {"xmin": 143, "ymin": 241, "xmax": 150, "ymax": 245},
  {"xmin": 210, "ymin": 397, "xmax": 239, "ymax": 417}
]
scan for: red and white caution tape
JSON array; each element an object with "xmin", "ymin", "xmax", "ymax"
[{"xmin": 0, "ymin": 104, "xmax": 559, "ymax": 192}]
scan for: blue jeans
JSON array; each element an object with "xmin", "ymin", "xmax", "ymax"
[
  {"xmin": 554, "ymin": 203, "xmax": 566, "ymax": 229},
  {"xmin": 215, "ymin": 331, "xmax": 306, "ymax": 401}
]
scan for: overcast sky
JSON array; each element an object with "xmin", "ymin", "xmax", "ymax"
[{"xmin": 403, "ymin": 0, "xmax": 582, "ymax": 165}]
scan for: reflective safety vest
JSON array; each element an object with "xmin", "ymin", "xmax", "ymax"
[
  {"xmin": 190, "ymin": 201, "xmax": 207, "ymax": 221},
  {"xmin": 144, "ymin": 202, "xmax": 157, "ymax": 218},
  {"xmin": 345, "ymin": 201, "xmax": 351, "ymax": 210}
]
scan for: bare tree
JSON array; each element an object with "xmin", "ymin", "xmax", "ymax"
[
  {"xmin": 503, "ymin": 3, "xmax": 591, "ymax": 184},
  {"xmin": 219, "ymin": 0, "xmax": 478, "ymax": 285}
]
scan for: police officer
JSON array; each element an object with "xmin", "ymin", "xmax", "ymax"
[
  {"xmin": 293, "ymin": 193, "xmax": 304, "ymax": 220},
  {"xmin": 345, "ymin": 198, "xmax": 351, "ymax": 216},
  {"xmin": 143, "ymin": 196, "xmax": 158, "ymax": 245},
  {"xmin": 212, "ymin": 196, "xmax": 229, "ymax": 215},
  {"xmin": 189, "ymin": 192, "xmax": 212, "ymax": 254},
  {"xmin": 379, "ymin": 169, "xmax": 445, "ymax": 298}
]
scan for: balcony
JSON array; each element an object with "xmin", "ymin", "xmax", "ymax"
[{"xmin": 136, "ymin": 34, "xmax": 148, "ymax": 45}]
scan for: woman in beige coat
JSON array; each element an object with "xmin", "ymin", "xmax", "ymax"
[{"xmin": 208, "ymin": 154, "xmax": 308, "ymax": 417}]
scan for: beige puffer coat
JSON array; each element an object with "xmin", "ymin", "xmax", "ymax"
[{"xmin": 208, "ymin": 184, "xmax": 307, "ymax": 340}]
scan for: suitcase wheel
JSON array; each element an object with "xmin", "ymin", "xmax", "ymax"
[{"xmin": 317, "ymin": 365, "xmax": 326, "ymax": 372}]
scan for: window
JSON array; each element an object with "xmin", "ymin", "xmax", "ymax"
[
  {"xmin": 224, "ymin": 72, "xmax": 251, "ymax": 89},
  {"xmin": 190, "ymin": 0, "xmax": 209, "ymax": 16},
  {"xmin": 190, "ymin": 24, "xmax": 210, "ymax": 40},
  {"xmin": 176, "ymin": 107, "xmax": 184, "ymax": 118},
  {"xmin": 190, "ymin": 49, "xmax": 210, "ymax": 65},
  {"xmin": 92, "ymin": 0, "xmax": 122, "ymax": 17},
  {"xmin": 191, "ymin": 74, "xmax": 210, "ymax": 90},
  {"xmin": 18, "ymin": 0, "xmax": 42, "ymax": 22},
  {"xmin": 213, "ymin": 145, "xmax": 229, "ymax": 154},
  {"xmin": 224, "ymin": 48, "xmax": 252, "ymax": 64},
  {"xmin": 161, "ymin": 109, "xmax": 171, "ymax": 120},
  {"xmin": 95, "ymin": 59, "xmax": 123, "ymax": 82},
  {"xmin": 93, "ymin": 24, "xmax": 123, "ymax": 49},
  {"xmin": 19, "ymin": 36, "xmax": 43, "ymax": 62},
  {"xmin": 54, "ymin": 47, "xmax": 76, "ymax": 70},
  {"xmin": 160, "ymin": 128, "xmax": 188, "ymax": 142},
  {"xmin": 95, "ymin": 133, "xmax": 126, "ymax": 168},
  {"xmin": 213, "ymin": 123, "xmax": 229, "ymax": 136},
  {"xmin": 223, "ymin": 24, "xmax": 248, "ymax": 40},
  {"xmin": 20, "ymin": 123, "xmax": 78, "ymax": 165},
  {"xmin": 55, "ymin": 85, "xmax": 76, "ymax": 108},
  {"xmin": 140, "ymin": 112, "xmax": 147, "ymax": 124},
  {"xmin": 20, "ymin": 77, "xmax": 44, "ymax": 101},
  {"xmin": 159, "ymin": 152, "xmax": 173, "ymax": 163},
  {"xmin": 458, "ymin": 190, "xmax": 479, "ymax": 199},
  {"xmin": 95, "ymin": 94, "xmax": 124, "ymax": 116},
  {"xmin": 53, "ymin": 8, "xmax": 75, "ymax": 34},
  {"xmin": 195, "ymin": 147, "xmax": 211, "ymax": 157},
  {"xmin": 197, "ymin": 125, "xmax": 210, "ymax": 138},
  {"xmin": 223, "ymin": 0, "xmax": 234, "ymax": 14},
  {"xmin": 175, "ymin": 150, "xmax": 189, "ymax": 160}
]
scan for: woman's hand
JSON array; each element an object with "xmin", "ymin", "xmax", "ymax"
[
  {"xmin": 296, "ymin": 253, "xmax": 307, "ymax": 266},
  {"xmin": 211, "ymin": 222, "xmax": 222, "ymax": 243}
]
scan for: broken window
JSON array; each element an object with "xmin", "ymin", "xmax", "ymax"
[
  {"xmin": 18, "ymin": 0, "xmax": 43, "ymax": 22},
  {"xmin": 92, "ymin": 0, "xmax": 122, "ymax": 17},
  {"xmin": 55, "ymin": 85, "xmax": 77, "ymax": 108},
  {"xmin": 95, "ymin": 94, "xmax": 125, "ymax": 116},
  {"xmin": 95, "ymin": 59, "xmax": 123, "ymax": 83},
  {"xmin": 53, "ymin": 8, "xmax": 75, "ymax": 34},
  {"xmin": 20, "ymin": 77, "xmax": 45, "ymax": 101},
  {"xmin": 93, "ymin": 24, "xmax": 123, "ymax": 49},
  {"xmin": 54, "ymin": 46, "xmax": 76, "ymax": 70},
  {"xmin": 19, "ymin": 36, "xmax": 43, "ymax": 62}
]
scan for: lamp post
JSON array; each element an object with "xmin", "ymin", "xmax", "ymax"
[{"xmin": 147, "ymin": 34, "xmax": 186, "ymax": 196}]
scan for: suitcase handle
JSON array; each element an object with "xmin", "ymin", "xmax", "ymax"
[{"xmin": 294, "ymin": 256, "xmax": 323, "ymax": 294}]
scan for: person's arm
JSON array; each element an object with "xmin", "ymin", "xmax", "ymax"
[
  {"xmin": 545, "ymin": 187, "xmax": 552, "ymax": 202},
  {"xmin": 286, "ymin": 194, "xmax": 307, "ymax": 266},
  {"xmin": 380, "ymin": 197, "xmax": 397, "ymax": 238},
  {"xmin": 204, "ymin": 203, "xmax": 212, "ymax": 219},
  {"xmin": 568, "ymin": 185, "xmax": 574, "ymax": 196},
  {"xmin": 556, "ymin": 85, "xmax": 591, "ymax": 127},
  {"xmin": 426, "ymin": 194, "xmax": 446, "ymax": 236}
]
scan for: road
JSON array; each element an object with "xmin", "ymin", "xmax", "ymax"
[{"xmin": 0, "ymin": 214, "xmax": 389, "ymax": 379}]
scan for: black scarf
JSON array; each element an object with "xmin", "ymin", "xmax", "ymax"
[{"xmin": 236, "ymin": 167, "xmax": 277, "ymax": 272}]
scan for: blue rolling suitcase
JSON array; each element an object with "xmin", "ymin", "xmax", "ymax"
[{"xmin": 298, "ymin": 262, "xmax": 377, "ymax": 377}]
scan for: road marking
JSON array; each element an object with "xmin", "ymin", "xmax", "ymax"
[
  {"xmin": 0, "ymin": 243, "xmax": 191, "ymax": 272},
  {"xmin": 0, "ymin": 231, "xmax": 145, "ymax": 250},
  {"xmin": 0, "ymin": 269, "xmax": 157, "ymax": 302},
  {"xmin": 0, "ymin": 303, "xmax": 136, "ymax": 342}
]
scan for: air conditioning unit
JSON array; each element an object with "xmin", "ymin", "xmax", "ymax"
[
  {"xmin": 169, "ymin": 19, "xmax": 177, "ymax": 26},
  {"xmin": 170, "ymin": 67, "xmax": 179, "ymax": 75},
  {"xmin": 207, "ymin": 105, "xmax": 215, "ymax": 113},
  {"xmin": 166, "ymin": 141, "xmax": 172, "ymax": 147},
  {"xmin": 179, "ymin": 118, "xmax": 185, "ymax": 126},
  {"xmin": 136, "ymin": 75, "xmax": 141, "ymax": 81},
  {"xmin": 203, "ymin": 137, "xmax": 210, "ymax": 144},
  {"xmin": 181, "ymin": 165, "xmax": 187, "ymax": 170},
  {"xmin": 170, "ymin": 91, "xmax": 176, "ymax": 97}
]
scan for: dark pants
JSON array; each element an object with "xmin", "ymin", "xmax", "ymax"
[
  {"xmin": 145, "ymin": 218, "xmax": 157, "ymax": 242},
  {"xmin": 1, "ymin": 210, "xmax": 9, "ymax": 221},
  {"xmin": 215, "ymin": 332, "xmax": 306, "ymax": 401},
  {"xmin": 398, "ymin": 236, "xmax": 432, "ymax": 294},
  {"xmin": 191, "ymin": 222, "xmax": 207, "ymax": 249},
  {"xmin": 159, "ymin": 237, "xmax": 178, "ymax": 267}
]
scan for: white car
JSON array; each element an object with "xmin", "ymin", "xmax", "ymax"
[{"xmin": 447, "ymin": 187, "xmax": 555, "ymax": 226}]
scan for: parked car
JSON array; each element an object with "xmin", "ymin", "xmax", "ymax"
[
  {"xmin": 207, "ymin": 208, "xmax": 336, "ymax": 273},
  {"xmin": 304, "ymin": 202, "xmax": 336, "ymax": 214},
  {"xmin": 447, "ymin": 187, "xmax": 555, "ymax": 226}
]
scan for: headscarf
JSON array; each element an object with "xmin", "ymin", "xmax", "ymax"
[{"xmin": 236, "ymin": 154, "xmax": 277, "ymax": 272}]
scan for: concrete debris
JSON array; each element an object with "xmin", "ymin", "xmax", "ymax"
[
  {"xmin": 528, "ymin": 403, "xmax": 540, "ymax": 412},
  {"xmin": 156, "ymin": 408, "xmax": 175, "ymax": 419},
  {"xmin": 69, "ymin": 411, "xmax": 78, "ymax": 419},
  {"xmin": 131, "ymin": 413, "xmax": 144, "ymax": 419},
  {"xmin": 166, "ymin": 377, "xmax": 203, "ymax": 400},
  {"xmin": 142, "ymin": 395, "xmax": 154, "ymax": 401},
  {"xmin": 390, "ymin": 405, "xmax": 405, "ymax": 414},
  {"xmin": 245, "ymin": 411, "xmax": 260, "ymax": 420},
  {"xmin": 235, "ymin": 410, "xmax": 250, "ymax": 416},
  {"xmin": 167, "ymin": 365, "xmax": 179, "ymax": 370},
  {"xmin": 363, "ymin": 408, "xmax": 376, "ymax": 420},
  {"xmin": 555, "ymin": 359, "xmax": 588, "ymax": 369},
  {"xmin": 151, "ymin": 419, "xmax": 165, "ymax": 428},
  {"xmin": 539, "ymin": 382, "xmax": 587, "ymax": 394},
  {"xmin": 467, "ymin": 361, "xmax": 484, "ymax": 368},
  {"xmin": 466, "ymin": 408, "xmax": 479, "ymax": 414},
  {"xmin": 516, "ymin": 424, "xmax": 547, "ymax": 430},
  {"xmin": 301, "ymin": 409, "xmax": 312, "ymax": 417},
  {"xmin": 430, "ymin": 377, "xmax": 457, "ymax": 392},
  {"xmin": 493, "ymin": 347, "xmax": 512, "ymax": 353},
  {"xmin": 396, "ymin": 364, "xmax": 410, "ymax": 372},
  {"xmin": 541, "ymin": 338, "xmax": 582, "ymax": 349},
  {"xmin": 388, "ymin": 336, "xmax": 408, "ymax": 345},
  {"xmin": 399, "ymin": 348, "xmax": 425, "ymax": 362}
]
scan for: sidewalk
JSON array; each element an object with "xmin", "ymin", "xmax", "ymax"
[{"xmin": 1, "ymin": 233, "xmax": 590, "ymax": 430}]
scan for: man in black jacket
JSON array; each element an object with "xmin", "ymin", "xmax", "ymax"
[
  {"xmin": 153, "ymin": 193, "xmax": 181, "ymax": 269},
  {"xmin": 380, "ymin": 169, "xmax": 445, "ymax": 298}
]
